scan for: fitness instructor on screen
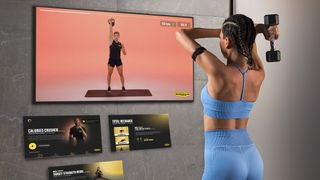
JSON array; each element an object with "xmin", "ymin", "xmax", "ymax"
[
  {"xmin": 94, "ymin": 166, "xmax": 110, "ymax": 180},
  {"xmin": 176, "ymin": 14, "xmax": 279, "ymax": 180},
  {"xmin": 69, "ymin": 117, "xmax": 88, "ymax": 146},
  {"xmin": 107, "ymin": 18, "xmax": 127, "ymax": 92}
]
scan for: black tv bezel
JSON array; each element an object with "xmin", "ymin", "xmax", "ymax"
[
  {"xmin": 230, "ymin": 0, "xmax": 234, "ymax": 16},
  {"xmin": 32, "ymin": 6, "xmax": 195, "ymax": 104}
]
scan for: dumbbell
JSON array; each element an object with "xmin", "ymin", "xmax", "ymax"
[{"xmin": 264, "ymin": 14, "xmax": 281, "ymax": 62}]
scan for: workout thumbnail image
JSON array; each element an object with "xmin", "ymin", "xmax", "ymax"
[
  {"xmin": 109, "ymin": 114, "xmax": 171, "ymax": 152},
  {"xmin": 114, "ymin": 127, "xmax": 129, "ymax": 136},
  {"xmin": 23, "ymin": 116, "xmax": 102, "ymax": 159},
  {"xmin": 49, "ymin": 160, "xmax": 124, "ymax": 180},
  {"xmin": 35, "ymin": 7, "xmax": 193, "ymax": 102},
  {"xmin": 113, "ymin": 127, "xmax": 130, "ymax": 151}
]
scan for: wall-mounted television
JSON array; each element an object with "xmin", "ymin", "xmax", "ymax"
[{"xmin": 35, "ymin": 7, "xmax": 194, "ymax": 102}]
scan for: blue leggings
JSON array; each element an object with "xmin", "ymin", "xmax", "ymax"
[{"xmin": 202, "ymin": 128, "xmax": 263, "ymax": 180}]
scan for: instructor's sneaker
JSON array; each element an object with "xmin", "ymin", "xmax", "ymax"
[
  {"xmin": 108, "ymin": 86, "xmax": 111, "ymax": 92},
  {"xmin": 122, "ymin": 86, "xmax": 126, "ymax": 92}
]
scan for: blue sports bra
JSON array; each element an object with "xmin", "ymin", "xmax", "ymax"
[{"xmin": 201, "ymin": 64, "xmax": 254, "ymax": 119}]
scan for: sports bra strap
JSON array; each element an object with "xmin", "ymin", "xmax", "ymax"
[
  {"xmin": 234, "ymin": 63, "xmax": 250, "ymax": 74},
  {"xmin": 233, "ymin": 64, "xmax": 250, "ymax": 101}
]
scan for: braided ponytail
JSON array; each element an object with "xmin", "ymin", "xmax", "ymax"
[{"xmin": 236, "ymin": 27, "xmax": 255, "ymax": 67}]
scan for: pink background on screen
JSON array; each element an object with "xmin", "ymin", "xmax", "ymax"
[{"xmin": 36, "ymin": 7, "xmax": 193, "ymax": 101}]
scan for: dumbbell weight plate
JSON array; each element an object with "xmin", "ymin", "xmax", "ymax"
[
  {"xmin": 266, "ymin": 50, "xmax": 281, "ymax": 62},
  {"xmin": 264, "ymin": 14, "xmax": 279, "ymax": 26}
]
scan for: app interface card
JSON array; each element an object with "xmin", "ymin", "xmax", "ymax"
[
  {"xmin": 49, "ymin": 160, "xmax": 124, "ymax": 180},
  {"xmin": 109, "ymin": 114, "xmax": 171, "ymax": 152},
  {"xmin": 23, "ymin": 115, "xmax": 102, "ymax": 159}
]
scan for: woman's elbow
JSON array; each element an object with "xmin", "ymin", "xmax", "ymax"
[{"xmin": 176, "ymin": 29, "xmax": 186, "ymax": 39}]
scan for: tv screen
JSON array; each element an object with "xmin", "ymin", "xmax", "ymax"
[{"xmin": 35, "ymin": 7, "xmax": 194, "ymax": 102}]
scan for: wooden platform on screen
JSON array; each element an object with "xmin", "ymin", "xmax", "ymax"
[{"xmin": 85, "ymin": 89, "xmax": 152, "ymax": 97}]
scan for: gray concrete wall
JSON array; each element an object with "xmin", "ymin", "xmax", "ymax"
[
  {"xmin": 235, "ymin": 0, "xmax": 320, "ymax": 179},
  {"xmin": 0, "ymin": 0, "xmax": 230, "ymax": 179}
]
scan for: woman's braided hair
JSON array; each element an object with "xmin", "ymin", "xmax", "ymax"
[{"xmin": 222, "ymin": 14, "xmax": 256, "ymax": 67}]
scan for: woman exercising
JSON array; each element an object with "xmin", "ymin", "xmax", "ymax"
[
  {"xmin": 107, "ymin": 18, "xmax": 127, "ymax": 92},
  {"xmin": 176, "ymin": 14, "xmax": 279, "ymax": 180}
]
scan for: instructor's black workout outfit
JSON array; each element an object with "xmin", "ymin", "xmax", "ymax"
[
  {"xmin": 69, "ymin": 126, "xmax": 86, "ymax": 146},
  {"xmin": 108, "ymin": 40, "xmax": 123, "ymax": 67}
]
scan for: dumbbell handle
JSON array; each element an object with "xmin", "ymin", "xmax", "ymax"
[{"xmin": 270, "ymin": 38, "xmax": 275, "ymax": 51}]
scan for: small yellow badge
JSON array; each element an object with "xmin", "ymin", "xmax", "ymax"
[{"xmin": 175, "ymin": 92, "xmax": 190, "ymax": 97}]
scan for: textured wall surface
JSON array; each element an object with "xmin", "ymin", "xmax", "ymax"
[
  {"xmin": 0, "ymin": 0, "xmax": 229, "ymax": 180},
  {"xmin": 235, "ymin": 0, "xmax": 320, "ymax": 179}
]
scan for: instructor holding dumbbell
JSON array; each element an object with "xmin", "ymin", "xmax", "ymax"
[{"xmin": 176, "ymin": 14, "xmax": 279, "ymax": 180}]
